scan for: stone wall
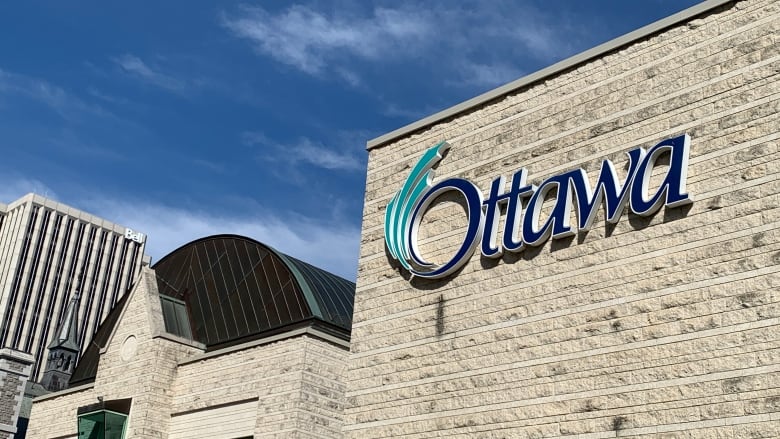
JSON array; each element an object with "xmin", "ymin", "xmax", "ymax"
[
  {"xmin": 0, "ymin": 349, "xmax": 33, "ymax": 439},
  {"xmin": 346, "ymin": 0, "xmax": 780, "ymax": 437},
  {"xmin": 172, "ymin": 334, "xmax": 349, "ymax": 438}
]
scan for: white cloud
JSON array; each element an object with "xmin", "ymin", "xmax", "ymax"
[
  {"xmin": 84, "ymin": 197, "xmax": 360, "ymax": 280},
  {"xmin": 0, "ymin": 174, "xmax": 360, "ymax": 280},
  {"xmin": 284, "ymin": 137, "xmax": 363, "ymax": 171},
  {"xmin": 86, "ymin": 86, "xmax": 132, "ymax": 106},
  {"xmin": 243, "ymin": 132, "xmax": 364, "ymax": 172},
  {"xmin": 113, "ymin": 54, "xmax": 186, "ymax": 92},
  {"xmin": 221, "ymin": 1, "xmax": 574, "ymax": 88},
  {"xmin": 221, "ymin": 4, "xmax": 430, "ymax": 75},
  {"xmin": 451, "ymin": 61, "xmax": 525, "ymax": 88},
  {"xmin": 0, "ymin": 177, "xmax": 58, "ymax": 204},
  {"xmin": 380, "ymin": 100, "xmax": 434, "ymax": 120},
  {"xmin": 0, "ymin": 68, "xmax": 110, "ymax": 120}
]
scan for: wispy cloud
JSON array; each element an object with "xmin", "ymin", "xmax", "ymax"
[
  {"xmin": 221, "ymin": 1, "xmax": 575, "ymax": 88},
  {"xmin": 88, "ymin": 193, "xmax": 360, "ymax": 280},
  {"xmin": 113, "ymin": 54, "xmax": 186, "ymax": 92},
  {"xmin": 191, "ymin": 158, "xmax": 226, "ymax": 173},
  {"xmin": 243, "ymin": 131, "xmax": 364, "ymax": 172},
  {"xmin": 0, "ymin": 67, "xmax": 152, "ymax": 161},
  {"xmin": 0, "ymin": 176, "xmax": 58, "ymax": 204},
  {"xmin": 221, "ymin": 5, "xmax": 430, "ymax": 75},
  {"xmin": 86, "ymin": 86, "xmax": 132, "ymax": 106},
  {"xmin": 0, "ymin": 68, "xmax": 110, "ymax": 120},
  {"xmin": 450, "ymin": 61, "xmax": 525, "ymax": 88},
  {"xmin": 379, "ymin": 99, "xmax": 437, "ymax": 120},
  {"xmin": 0, "ymin": 174, "xmax": 361, "ymax": 279}
]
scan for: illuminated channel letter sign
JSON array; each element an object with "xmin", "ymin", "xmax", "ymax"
[{"xmin": 384, "ymin": 134, "xmax": 693, "ymax": 279}]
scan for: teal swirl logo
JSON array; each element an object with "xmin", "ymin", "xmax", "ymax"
[
  {"xmin": 384, "ymin": 141, "xmax": 450, "ymax": 273},
  {"xmin": 384, "ymin": 141, "xmax": 486, "ymax": 279}
]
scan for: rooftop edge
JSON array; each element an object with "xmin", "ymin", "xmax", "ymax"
[{"xmin": 366, "ymin": 0, "xmax": 736, "ymax": 150}]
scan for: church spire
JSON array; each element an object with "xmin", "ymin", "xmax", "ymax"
[
  {"xmin": 47, "ymin": 291, "xmax": 80, "ymax": 352},
  {"xmin": 41, "ymin": 290, "xmax": 81, "ymax": 391}
]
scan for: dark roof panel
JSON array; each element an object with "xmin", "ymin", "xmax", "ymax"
[
  {"xmin": 282, "ymin": 255, "xmax": 355, "ymax": 330},
  {"xmin": 151, "ymin": 235, "xmax": 355, "ymax": 347},
  {"xmin": 69, "ymin": 290, "xmax": 131, "ymax": 386}
]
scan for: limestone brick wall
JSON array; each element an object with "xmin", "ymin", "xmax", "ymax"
[
  {"xmin": 0, "ymin": 349, "xmax": 33, "ymax": 439},
  {"xmin": 27, "ymin": 268, "xmax": 203, "ymax": 439},
  {"xmin": 26, "ymin": 385, "xmax": 96, "ymax": 439},
  {"xmin": 90, "ymin": 270, "xmax": 203, "ymax": 438},
  {"xmin": 347, "ymin": 0, "xmax": 780, "ymax": 437},
  {"xmin": 172, "ymin": 334, "xmax": 349, "ymax": 439}
]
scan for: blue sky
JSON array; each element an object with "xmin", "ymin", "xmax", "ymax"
[{"xmin": 0, "ymin": 0, "xmax": 702, "ymax": 279}]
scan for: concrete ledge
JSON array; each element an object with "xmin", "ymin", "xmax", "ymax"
[
  {"xmin": 0, "ymin": 348, "xmax": 34, "ymax": 364},
  {"xmin": 153, "ymin": 332, "xmax": 206, "ymax": 350},
  {"xmin": 366, "ymin": 0, "xmax": 738, "ymax": 150},
  {"xmin": 179, "ymin": 326, "xmax": 350, "ymax": 366},
  {"xmin": 32, "ymin": 382, "xmax": 94, "ymax": 403}
]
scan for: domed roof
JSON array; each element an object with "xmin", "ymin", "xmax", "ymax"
[{"xmin": 152, "ymin": 235, "xmax": 355, "ymax": 348}]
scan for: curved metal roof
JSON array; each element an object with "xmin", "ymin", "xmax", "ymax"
[
  {"xmin": 69, "ymin": 235, "xmax": 355, "ymax": 386},
  {"xmin": 152, "ymin": 235, "xmax": 355, "ymax": 348}
]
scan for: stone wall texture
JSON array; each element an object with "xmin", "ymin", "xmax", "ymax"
[
  {"xmin": 0, "ymin": 350, "xmax": 33, "ymax": 439},
  {"xmin": 346, "ymin": 0, "xmax": 780, "ymax": 437},
  {"xmin": 173, "ymin": 335, "xmax": 348, "ymax": 438}
]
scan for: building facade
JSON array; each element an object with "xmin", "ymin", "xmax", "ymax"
[
  {"xmin": 27, "ymin": 235, "xmax": 355, "ymax": 439},
  {"xmin": 0, "ymin": 193, "xmax": 147, "ymax": 383},
  {"xmin": 346, "ymin": 0, "xmax": 780, "ymax": 437}
]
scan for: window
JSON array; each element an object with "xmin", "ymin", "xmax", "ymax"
[
  {"xmin": 77, "ymin": 410, "xmax": 127, "ymax": 439},
  {"xmin": 77, "ymin": 398, "xmax": 131, "ymax": 439},
  {"xmin": 160, "ymin": 295, "xmax": 193, "ymax": 340}
]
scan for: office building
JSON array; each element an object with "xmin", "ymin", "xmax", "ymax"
[{"xmin": 0, "ymin": 193, "xmax": 147, "ymax": 383}]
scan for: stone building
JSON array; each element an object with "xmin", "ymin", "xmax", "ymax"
[
  {"xmin": 346, "ymin": 0, "xmax": 780, "ymax": 437},
  {"xmin": 27, "ymin": 235, "xmax": 354, "ymax": 438}
]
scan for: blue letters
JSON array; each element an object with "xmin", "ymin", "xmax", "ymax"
[
  {"xmin": 630, "ymin": 134, "xmax": 693, "ymax": 215},
  {"xmin": 407, "ymin": 177, "xmax": 485, "ymax": 279},
  {"xmin": 481, "ymin": 170, "xmax": 535, "ymax": 258},
  {"xmin": 386, "ymin": 134, "xmax": 693, "ymax": 280},
  {"xmin": 482, "ymin": 134, "xmax": 692, "ymax": 253},
  {"xmin": 571, "ymin": 148, "xmax": 644, "ymax": 231},
  {"xmin": 522, "ymin": 172, "xmax": 576, "ymax": 247}
]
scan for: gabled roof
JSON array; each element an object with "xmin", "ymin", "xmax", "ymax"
[{"xmin": 69, "ymin": 290, "xmax": 130, "ymax": 386}]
